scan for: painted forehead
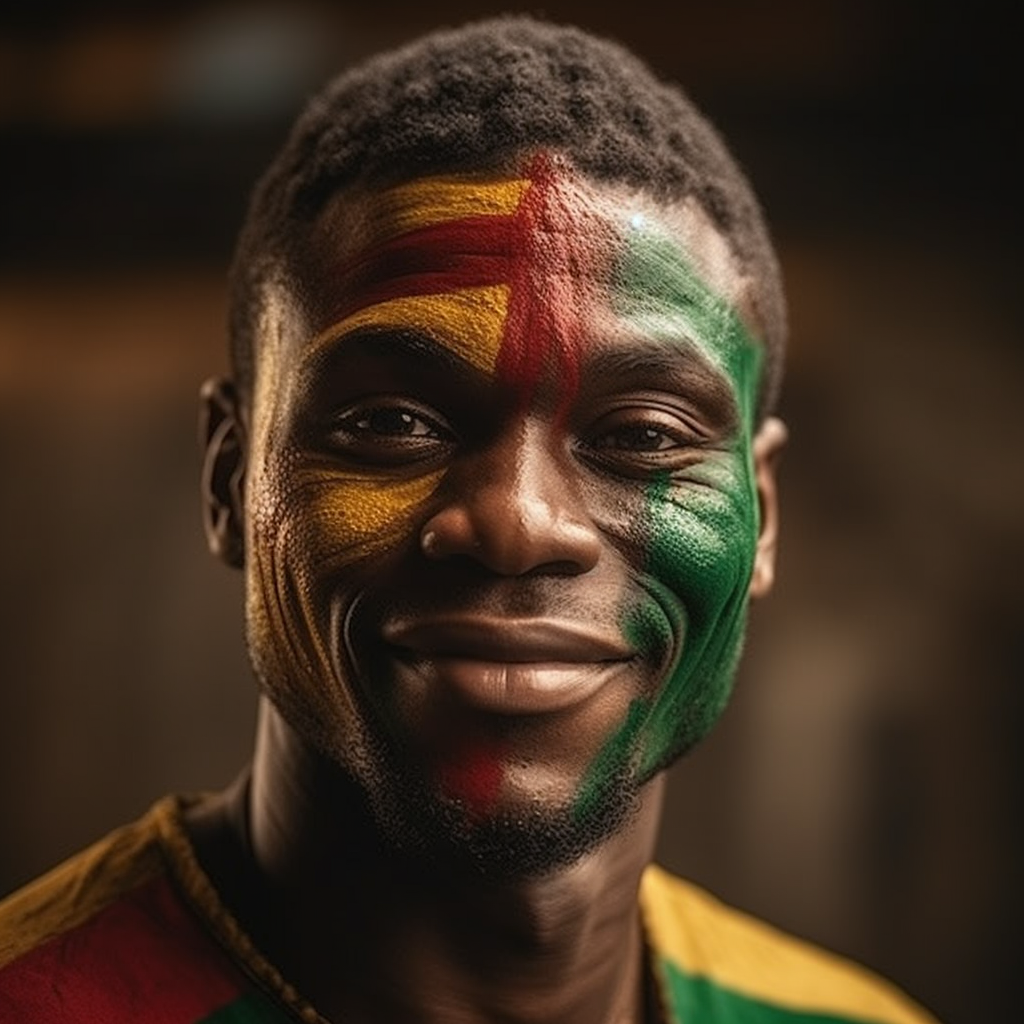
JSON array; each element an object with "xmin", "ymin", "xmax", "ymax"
[{"xmin": 305, "ymin": 153, "xmax": 760, "ymax": 400}]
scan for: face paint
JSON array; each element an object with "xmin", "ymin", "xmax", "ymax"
[
  {"xmin": 573, "ymin": 215, "xmax": 762, "ymax": 814},
  {"xmin": 311, "ymin": 287, "xmax": 509, "ymax": 377},
  {"xmin": 244, "ymin": 153, "xmax": 766, "ymax": 867},
  {"xmin": 246, "ymin": 455, "xmax": 445, "ymax": 755},
  {"xmin": 245, "ymin": 171, "xmax": 551, "ymax": 781},
  {"xmin": 433, "ymin": 736, "xmax": 507, "ymax": 819},
  {"xmin": 313, "ymin": 153, "xmax": 612, "ymax": 401}
]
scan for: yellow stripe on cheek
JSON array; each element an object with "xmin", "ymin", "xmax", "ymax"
[
  {"xmin": 245, "ymin": 470, "xmax": 444, "ymax": 760},
  {"xmin": 373, "ymin": 176, "xmax": 530, "ymax": 238},
  {"xmin": 312, "ymin": 285, "xmax": 509, "ymax": 376},
  {"xmin": 302, "ymin": 470, "xmax": 445, "ymax": 564},
  {"xmin": 250, "ymin": 470, "xmax": 442, "ymax": 691}
]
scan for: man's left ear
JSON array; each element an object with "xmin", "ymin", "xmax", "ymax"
[
  {"xmin": 199, "ymin": 377, "xmax": 247, "ymax": 570},
  {"xmin": 749, "ymin": 416, "xmax": 787, "ymax": 599}
]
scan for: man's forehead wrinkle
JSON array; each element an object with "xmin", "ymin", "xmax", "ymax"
[
  {"xmin": 314, "ymin": 171, "xmax": 532, "ymax": 270},
  {"xmin": 364, "ymin": 175, "xmax": 531, "ymax": 241}
]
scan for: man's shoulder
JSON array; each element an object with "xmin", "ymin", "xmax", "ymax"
[
  {"xmin": 0, "ymin": 798, "xmax": 172, "ymax": 969},
  {"xmin": 640, "ymin": 864, "xmax": 940, "ymax": 1024},
  {"xmin": 0, "ymin": 796, "xmax": 282, "ymax": 1023}
]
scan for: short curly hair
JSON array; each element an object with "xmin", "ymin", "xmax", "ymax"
[{"xmin": 228, "ymin": 15, "xmax": 786, "ymax": 418}]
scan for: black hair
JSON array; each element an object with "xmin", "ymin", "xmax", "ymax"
[{"xmin": 228, "ymin": 15, "xmax": 786, "ymax": 417}]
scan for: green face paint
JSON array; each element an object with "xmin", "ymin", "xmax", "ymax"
[
  {"xmin": 255, "ymin": 155, "xmax": 769, "ymax": 870},
  {"xmin": 575, "ymin": 208, "xmax": 763, "ymax": 812}
]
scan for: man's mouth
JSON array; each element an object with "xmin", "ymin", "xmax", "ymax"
[{"xmin": 381, "ymin": 617, "xmax": 636, "ymax": 715}]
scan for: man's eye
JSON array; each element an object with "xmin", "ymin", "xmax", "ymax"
[
  {"xmin": 352, "ymin": 407, "xmax": 440, "ymax": 438},
  {"xmin": 325, "ymin": 400, "xmax": 454, "ymax": 464},
  {"xmin": 580, "ymin": 406, "xmax": 708, "ymax": 477},
  {"xmin": 590, "ymin": 425, "xmax": 680, "ymax": 452}
]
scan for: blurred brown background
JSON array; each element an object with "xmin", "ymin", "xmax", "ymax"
[{"xmin": 0, "ymin": 2, "xmax": 1020, "ymax": 1021}]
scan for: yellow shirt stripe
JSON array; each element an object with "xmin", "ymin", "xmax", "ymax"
[
  {"xmin": 0, "ymin": 810, "xmax": 164, "ymax": 969},
  {"xmin": 640, "ymin": 865, "xmax": 938, "ymax": 1024}
]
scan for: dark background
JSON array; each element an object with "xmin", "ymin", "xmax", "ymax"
[{"xmin": 1, "ymin": 3, "xmax": 1020, "ymax": 1021}]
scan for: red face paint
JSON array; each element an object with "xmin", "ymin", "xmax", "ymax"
[
  {"xmin": 494, "ymin": 152, "xmax": 598, "ymax": 408},
  {"xmin": 434, "ymin": 738, "xmax": 506, "ymax": 818},
  {"xmin": 270, "ymin": 156, "xmax": 759, "ymax": 849},
  {"xmin": 324, "ymin": 153, "xmax": 611, "ymax": 412}
]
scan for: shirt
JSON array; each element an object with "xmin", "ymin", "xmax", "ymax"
[{"xmin": 0, "ymin": 795, "xmax": 939, "ymax": 1024}]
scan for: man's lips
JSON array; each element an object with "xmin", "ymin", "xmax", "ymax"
[
  {"xmin": 383, "ymin": 617, "xmax": 634, "ymax": 661},
  {"xmin": 381, "ymin": 617, "xmax": 636, "ymax": 714}
]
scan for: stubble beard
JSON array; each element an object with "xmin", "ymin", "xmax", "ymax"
[
  {"xmin": 252, "ymin": 665, "xmax": 643, "ymax": 881},
  {"xmin": 357, "ymin": 732, "xmax": 644, "ymax": 881}
]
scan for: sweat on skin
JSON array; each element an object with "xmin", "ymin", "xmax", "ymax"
[{"xmin": 243, "ymin": 151, "xmax": 765, "ymax": 830}]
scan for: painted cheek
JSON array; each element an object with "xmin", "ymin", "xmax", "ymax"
[
  {"xmin": 636, "ymin": 460, "xmax": 758, "ymax": 774},
  {"xmin": 287, "ymin": 468, "xmax": 446, "ymax": 568},
  {"xmin": 632, "ymin": 329, "xmax": 762, "ymax": 775},
  {"xmin": 573, "ymin": 458, "xmax": 758, "ymax": 804},
  {"xmin": 246, "ymin": 465, "xmax": 443, "ymax": 748},
  {"xmin": 578, "ymin": 221, "xmax": 765, "ymax": 786},
  {"xmin": 572, "ymin": 699, "xmax": 650, "ymax": 826}
]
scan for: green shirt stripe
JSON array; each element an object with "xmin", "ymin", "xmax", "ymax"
[
  {"xmin": 662, "ymin": 957, "xmax": 893, "ymax": 1024},
  {"xmin": 199, "ymin": 991, "xmax": 296, "ymax": 1024}
]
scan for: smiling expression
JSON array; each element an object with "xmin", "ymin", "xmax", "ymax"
[{"xmin": 240, "ymin": 151, "xmax": 769, "ymax": 865}]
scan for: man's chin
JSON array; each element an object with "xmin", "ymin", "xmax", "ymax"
[
  {"xmin": 373, "ymin": 763, "xmax": 641, "ymax": 881},
  {"xmin": 256, "ymin": 687, "xmax": 643, "ymax": 878}
]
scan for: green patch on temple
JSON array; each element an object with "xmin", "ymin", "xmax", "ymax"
[{"xmin": 614, "ymin": 215, "xmax": 762, "ymax": 433}]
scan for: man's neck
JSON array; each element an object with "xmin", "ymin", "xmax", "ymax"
[{"xmin": 191, "ymin": 699, "xmax": 665, "ymax": 1024}]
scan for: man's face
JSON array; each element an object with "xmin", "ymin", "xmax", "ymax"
[{"xmin": 237, "ymin": 153, "xmax": 778, "ymax": 872}]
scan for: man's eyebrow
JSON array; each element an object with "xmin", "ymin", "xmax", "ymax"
[
  {"xmin": 302, "ymin": 326, "xmax": 483, "ymax": 382},
  {"xmin": 306, "ymin": 283, "xmax": 510, "ymax": 378},
  {"xmin": 585, "ymin": 341, "xmax": 741, "ymax": 430}
]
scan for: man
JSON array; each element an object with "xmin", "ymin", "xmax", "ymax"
[{"xmin": 0, "ymin": 17, "xmax": 938, "ymax": 1024}]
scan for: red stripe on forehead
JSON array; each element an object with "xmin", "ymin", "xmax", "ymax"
[
  {"xmin": 495, "ymin": 153, "xmax": 592, "ymax": 403},
  {"xmin": 331, "ymin": 215, "xmax": 518, "ymax": 322},
  {"xmin": 327, "ymin": 155, "xmax": 605, "ymax": 401}
]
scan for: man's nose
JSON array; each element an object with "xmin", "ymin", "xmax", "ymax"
[{"xmin": 419, "ymin": 421, "xmax": 602, "ymax": 576}]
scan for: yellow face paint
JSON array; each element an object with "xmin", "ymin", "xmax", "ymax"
[
  {"xmin": 247, "ymin": 463, "xmax": 445, "ymax": 757},
  {"xmin": 367, "ymin": 175, "xmax": 530, "ymax": 241},
  {"xmin": 245, "ymin": 173, "xmax": 539, "ymax": 759},
  {"xmin": 309, "ymin": 285, "xmax": 510, "ymax": 377},
  {"xmin": 307, "ymin": 172, "xmax": 543, "ymax": 381},
  {"xmin": 295, "ymin": 468, "xmax": 445, "ymax": 565}
]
